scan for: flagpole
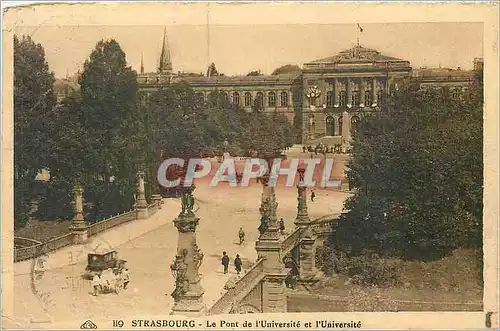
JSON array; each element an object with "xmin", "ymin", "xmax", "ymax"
[{"xmin": 356, "ymin": 23, "xmax": 360, "ymax": 47}]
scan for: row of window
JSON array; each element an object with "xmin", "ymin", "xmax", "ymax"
[
  {"xmin": 324, "ymin": 90, "xmax": 386, "ymax": 107},
  {"xmin": 195, "ymin": 91, "xmax": 290, "ymax": 108}
]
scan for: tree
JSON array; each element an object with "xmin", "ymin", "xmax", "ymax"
[
  {"xmin": 78, "ymin": 39, "xmax": 142, "ymax": 219},
  {"xmin": 247, "ymin": 70, "xmax": 262, "ymax": 77},
  {"xmin": 333, "ymin": 76, "xmax": 483, "ymax": 261},
  {"xmin": 14, "ymin": 35, "xmax": 56, "ymax": 228},
  {"xmin": 240, "ymin": 112, "xmax": 294, "ymax": 157},
  {"xmin": 271, "ymin": 64, "xmax": 301, "ymax": 75}
]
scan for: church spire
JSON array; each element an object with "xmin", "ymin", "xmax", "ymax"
[
  {"xmin": 140, "ymin": 52, "xmax": 144, "ymax": 74},
  {"xmin": 158, "ymin": 26, "xmax": 173, "ymax": 73}
]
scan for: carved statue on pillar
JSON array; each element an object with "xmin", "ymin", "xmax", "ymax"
[
  {"xmin": 171, "ymin": 248, "xmax": 189, "ymax": 299},
  {"xmin": 257, "ymin": 157, "xmax": 280, "ymax": 241},
  {"xmin": 170, "ymin": 184, "xmax": 205, "ymax": 315}
]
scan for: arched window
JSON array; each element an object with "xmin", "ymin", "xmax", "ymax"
[
  {"xmin": 196, "ymin": 92, "xmax": 205, "ymax": 106},
  {"xmin": 232, "ymin": 92, "xmax": 240, "ymax": 106},
  {"xmin": 352, "ymin": 91, "xmax": 359, "ymax": 107},
  {"xmin": 256, "ymin": 92, "xmax": 264, "ymax": 109},
  {"xmin": 365, "ymin": 91, "xmax": 372, "ymax": 107},
  {"xmin": 223, "ymin": 92, "xmax": 229, "ymax": 101},
  {"xmin": 244, "ymin": 92, "xmax": 252, "ymax": 107},
  {"xmin": 339, "ymin": 91, "xmax": 347, "ymax": 107},
  {"xmin": 268, "ymin": 92, "xmax": 276, "ymax": 107},
  {"xmin": 377, "ymin": 90, "xmax": 386, "ymax": 106},
  {"xmin": 326, "ymin": 116, "xmax": 335, "ymax": 136},
  {"xmin": 280, "ymin": 92, "xmax": 289, "ymax": 107},
  {"xmin": 452, "ymin": 88, "xmax": 462, "ymax": 101},
  {"xmin": 338, "ymin": 117, "xmax": 343, "ymax": 136},
  {"xmin": 326, "ymin": 91, "xmax": 333, "ymax": 107}
]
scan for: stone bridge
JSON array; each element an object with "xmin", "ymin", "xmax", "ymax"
[
  {"xmin": 168, "ymin": 162, "xmax": 342, "ymax": 315},
  {"xmin": 206, "ymin": 214, "xmax": 337, "ymax": 315}
]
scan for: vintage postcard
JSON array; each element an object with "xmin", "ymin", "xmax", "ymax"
[{"xmin": 1, "ymin": 2, "xmax": 499, "ymax": 330}]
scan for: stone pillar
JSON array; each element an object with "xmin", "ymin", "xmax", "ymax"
[
  {"xmin": 294, "ymin": 166, "xmax": 310, "ymax": 226},
  {"xmin": 298, "ymin": 236, "xmax": 316, "ymax": 282},
  {"xmin": 372, "ymin": 77, "xmax": 378, "ymax": 106},
  {"xmin": 257, "ymin": 168, "xmax": 280, "ymax": 242},
  {"xmin": 262, "ymin": 274, "xmax": 288, "ymax": 312},
  {"xmin": 136, "ymin": 171, "xmax": 149, "ymax": 219},
  {"xmin": 70, "ymin": 186, "xmax": 87, "ymax": 244},
  {"xmin": 359, "ymin": 79, "xmax": 366, "ymax": 108},
  {"xmin": 170, "ymin": 186, "xmax": 205, "ymax": 315},
  {"xmin": 346, "ymin": 78, "xmax": 352, "ymax": 109},
  {"xmin": 289, "ymin": 91, "xmax": 293, "ymax": 108},
  {"xmin": 294, "ymin": 166, "xmax": 317, "ymax": 282},
  {"xmin": 341, "ymin": 111, "xmax": 351, "ymax": 151},
  {"xmin": 255, "ymin": 157, "xmax": 288, "ymax": 313}
]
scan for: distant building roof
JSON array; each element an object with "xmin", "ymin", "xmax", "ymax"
[{"xmin": 306, "ymin": 45, "xmax": 405, "ymax": 64}]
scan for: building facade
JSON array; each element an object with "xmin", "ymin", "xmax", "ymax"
[{"xmin": 133, "ymin": 30, "xmax": 478, "ymax": 145}]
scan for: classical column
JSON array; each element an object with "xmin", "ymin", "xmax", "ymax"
[
  {"xmin": 359, "ymin": 79, "xmax": 366, "ymax": 108},
  {"xmin": 333, "ymin": 78, "xmax": 339, "ymax": 108},
  {"xmin": 70, "ymin": 185, "xmax": 87, "ymax": 244},
  {"xmin": 170, "ymin": 186, "xmax": 205, "ymax": 315},
  {"xmin": 372, "ymin": 77, "xmax": 378, "ymax": 106},
  {"xmin": 346, "ymin": 78, "xmax": 352, "ymax": 109},
  {"xmin": 341, "ymin": 111, "xmax": 351, "ymax": 151},
  {"xmin": 136, "ymin": 171, "xmax": 149, "ymax": 219},
  {"xmin": 255, "ymin": 156, "xmax": 288, "ymax": 313}
]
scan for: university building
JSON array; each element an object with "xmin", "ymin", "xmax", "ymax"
[{"xmin": 56, "ymin": 29, "xmax": 481, "ymax": 145}]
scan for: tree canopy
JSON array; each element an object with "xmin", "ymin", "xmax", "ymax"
[
  {"xmin": 14, "ymin": 35, "xmax": 56, "ymax": 228},
  {"xmin": 271, "ymin": 64, "xmax": 301, "ymax": 75},
  {"xmin": 332, "ymin": 76, "xmax": 483, "ymax": 261}
]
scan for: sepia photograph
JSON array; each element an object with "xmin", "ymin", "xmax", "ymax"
[{"xmin": 2, "ymin": 2, "xmax": 498, "ymax": 330}]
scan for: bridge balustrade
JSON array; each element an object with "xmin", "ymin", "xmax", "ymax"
[{"xmin": 207, "ymin": 258, "xmax": 265, "ymax": 315}]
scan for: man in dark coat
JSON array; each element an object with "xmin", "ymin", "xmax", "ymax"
[
  {"xmin": 221, "ymin": 251, "xmax": 230, "ymax": 274},
  {"xmin": 311, "ymin": 190, "xmax": 316, "ymax": 202},
  {"xmin": 234, "ymin": 254, "xmax": 242, "ymax": 275},
  {"xmin": 279, "ymin": 218, "xmax": 285, "ymax": 234}
]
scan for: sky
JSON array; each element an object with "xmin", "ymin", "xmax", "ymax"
[{"xmin": 14, "ymin": 22, "xmax": 483, "ymax": 79}]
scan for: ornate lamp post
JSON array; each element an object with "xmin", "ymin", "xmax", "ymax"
[
  {"xmin": 170, "ymin": 168, "xmax": 205, "ymax": 315},
  {"xmin": 294, "ymin": 164, "xmax": 311, "ymax": 227}
]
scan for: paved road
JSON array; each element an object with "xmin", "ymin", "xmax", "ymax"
[{"xmin": 12, "ymin": 182, "xmax": 350, "ymax": 328}]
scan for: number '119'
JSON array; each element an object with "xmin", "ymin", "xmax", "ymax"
[{"xmin": 113, "ymin": 320, "xmax": 124, "ymax": 328}]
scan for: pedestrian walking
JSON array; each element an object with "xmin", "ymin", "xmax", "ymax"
[
  {"xmin": 122, "ymin": 268, "xmax": 130, "ymax": 289},
  {"xmin": 221, "ymin": 251, "xmax": 230, "ymax": 274},
  {"xmin": 234, "ymin": 254, "xmax": 242, "ymax": 275},
  {"xmin": 279, "ymin": 218, "xmax": 285, "ymax": 235},
  {"xmin": 92, "ymin": 274, "xmax": 101, "ymax": 296},
  {"xmin": 311, "ymin": 190, "xmax": 316, "ymax": 202},
  {"xmin": 238, "ymin": 227, "xmax": 245, "ymax": 245}
]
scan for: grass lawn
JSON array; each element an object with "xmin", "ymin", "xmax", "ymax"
[{"xmin": 289, "ymin": 248, "xmax": 483, "ymax": 312}]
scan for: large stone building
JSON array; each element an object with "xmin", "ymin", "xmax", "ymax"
[{"xmin": 138, "ymin": 30, "xmax": 479, "ymax": 144}]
